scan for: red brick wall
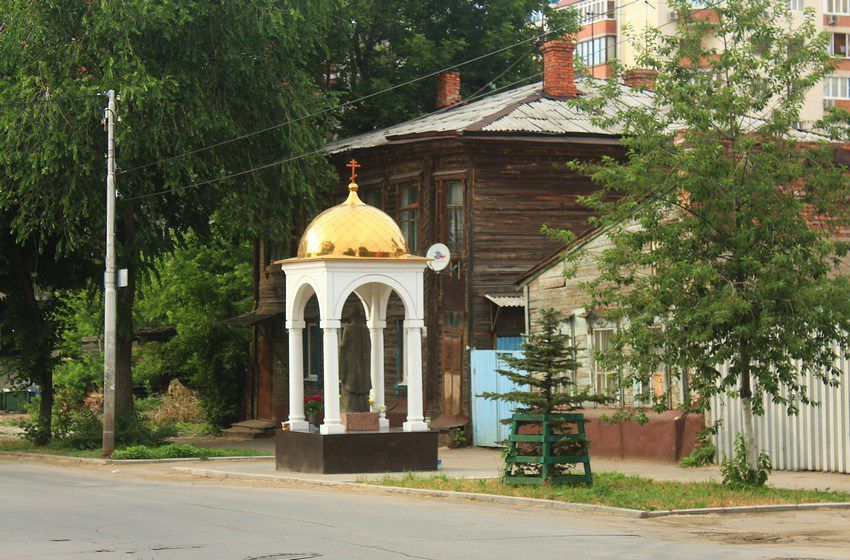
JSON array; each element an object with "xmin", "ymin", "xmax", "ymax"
[
  {"xmin": 541, "ymin": 40, "xmax": 577, "ymax": 98},
  {"xmin": 436, "ymin": 71, "xmax": 461, "ymax": 109}
]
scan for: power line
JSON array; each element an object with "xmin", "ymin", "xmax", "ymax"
[
  {"xmin": 125, "ymin": 73, "xmax": 544, "ymax": 202},
  {"xmin": 126, "ymin": 0, "xmax": 728, "ymax": 201},
  {"xmin": 117, "ymin": 2, "xmax": 646, "ymax": 177}
]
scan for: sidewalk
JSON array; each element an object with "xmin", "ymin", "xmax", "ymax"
[{"xmin": 179, "ymin": 439, "xmax": 850, "ymax": 492}]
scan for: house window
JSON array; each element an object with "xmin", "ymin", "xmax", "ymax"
[
  {"xmin": 444, "ymin": 180, "xmax": 464, "ymax": 254},
  {"xmin": 570, "ymin": 0, "xmax": 616, "ymax": 24},
  {"xmin": 443, "ymin": 310, "xmax": 463, "ymax": 329},
  {"xmin": 591, "ymin": 328, "xmax": 618, "ymax": 397},
  {"xmin": 576, "ymin": 35, "xmax": 617, "ymax": 68},
  {"xmin": 824, "ymin": 76, "xmax": 850, "ymax": 99},
  {"xmin": 787, "ymin": 0, "xmax": 803, "ymax": 10},
  {"xmin": 302, "ymin": 323, "xmax": 322, "ymax": 381},
  {"xmin": 831, "ymin": 33, "xmax": 850, "ymax": 57},
  {"xmin": 396, "ymin": 318, "xmax": 407, "ymax": 386},
  {"xmin": 398, "ymin": 184, "xmax": 419, "ymax": 253},
  {"xmin": 826, "ymin": 0, "xmax": 850, "ymax": 15},
  {"xmin": 363, "ymin": 188, "xmax": 383, "ymax": 209}
]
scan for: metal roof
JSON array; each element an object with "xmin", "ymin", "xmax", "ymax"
[
  {"xmin": 325, "ymin": 78, "xmax": 827, "ymax": 154},
  {"xmin": 218, "ymin": 306, "xmax": 285, "ymax": 327},
  {"xmin": 484, "ymin": 294, "xmax": 526, "ymax": 308}
]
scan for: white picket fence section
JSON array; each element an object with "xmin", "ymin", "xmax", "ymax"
[{"xmin": 709, "ymin": 358, "xmax": 850, "ymax": 473}]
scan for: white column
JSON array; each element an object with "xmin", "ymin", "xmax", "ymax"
[
  {"xmin": 368, "ymin": 320, "xmax": 389, "ymax": 429},
  {"xmin": 286, "ymin": 320, "xmax": 309, "ymax": 431},
  {"xmin": 403, "ymin": 319, "xmax": 428, "ymax": 432},
  {"xmin": 320, "ymin": 320, "xmax": 345, "ymax": 434}
]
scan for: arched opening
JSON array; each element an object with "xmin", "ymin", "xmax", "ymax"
[
  {"xmin": 338, "ymin": 291, "xmax": 371, "ymax": 414},
  {"xmin": 283, "ymin": 265, "xmax": 427, "ymax": 434}
]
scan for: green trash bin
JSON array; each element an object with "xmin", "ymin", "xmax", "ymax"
[{"xmin": 1, "ymin": 390, "xmax": 31, "ymax": 412}]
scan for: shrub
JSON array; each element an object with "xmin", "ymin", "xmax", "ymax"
[
  {"xmin": 152, "ymin": 380, "xmax": 203, "ymax": 423},
  {"xmin": 720, "ymin": 434, "xmax": 772, "ymax": 488},
  {"xmin": 111, "ymin": 443, "xmax": 212, "ymax": 460},
  {"xmin": 56, "ymin": 407, "xmax": 104, "ymax": 450},
  {"xmin": 678, "ymin": 431, "xmax": 717, "ymax": 468},
  {"xmin": 115, "ymin": 411, "xmax": 178, "ymax": 448},
  {"xmin": 24, "ymin": 408, "xmax": 178, "ymax": 450},
  {"xmin": 52, "ymin": 354, "xmax": 101, "ymax": 409}
]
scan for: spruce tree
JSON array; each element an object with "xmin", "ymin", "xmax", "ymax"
[{"xmin": 482, "ymin": 308, "xmax": 605, "ymax": 413}]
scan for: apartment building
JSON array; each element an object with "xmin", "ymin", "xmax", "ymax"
[{"xmin": 555, "ymin": 0, "xmax": 850, "ymax": 126}]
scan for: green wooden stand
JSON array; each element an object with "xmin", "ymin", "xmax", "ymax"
[{"xmin": 503, "ymin": 412, "xmax": 592, "ymax": 486}]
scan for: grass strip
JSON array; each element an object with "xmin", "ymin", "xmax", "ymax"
[
  {"xmin": 0, "ymin": 440, "xmax": 265, "ymax": 460},
  {"xmin": 365, "ymin": 471, "xmax": 850, "ymax": 511}
]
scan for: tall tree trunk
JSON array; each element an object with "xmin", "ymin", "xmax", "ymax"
[
  {"xmin": 739, "ymin": 365, "xmax": 759, "ymax": 469},
  {"xmin": 115, "ymin": 205, "xmax": 137, "ymax": 417},
  {"xmin": 36, "ymin": 369, "xmax": 54, "ymax": 445},
  {"xmin": 7, "ymin": 238, "xmax": 54, "ymax": 444}
]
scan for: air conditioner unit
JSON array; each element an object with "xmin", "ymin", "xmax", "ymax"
[
  {"xmin": 828, "ymin": 14, "xmax": 839, "ymax": 25},
  {"xmin": 668, "ymin": 9, "xmax": 678, "ymax": 21}
]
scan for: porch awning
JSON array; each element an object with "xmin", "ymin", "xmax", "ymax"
[
  {"xmin": 484, "ymin": 294, "xmax": 525, "ymax": 308},
  {"xmin": 218, "ymin": 306, "xmax": 285, "ymax": 327}
]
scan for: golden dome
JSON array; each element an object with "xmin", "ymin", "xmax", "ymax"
[{"xmin": 296, "ymin": 181, "xmax": 411, "ymax": 259}]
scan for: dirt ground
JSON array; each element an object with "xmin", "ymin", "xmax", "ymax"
[{"xmin": 0, "ymin": 412, "xmax": 25, "ymax": 440}]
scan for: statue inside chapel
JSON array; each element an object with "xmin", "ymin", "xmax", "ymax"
[{"xmin": 339, "ymin": 307, "xmax": 371, "ymax": 412}]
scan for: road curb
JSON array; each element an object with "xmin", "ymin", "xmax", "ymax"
[
  {"xmin": 642, "ymin": 501, "xmax": 850, "ymax": 517},
  {"xmin": 0, "ymin": 451, "xmax": 273, "ymax": 465},
  {"xmin": 171, "ymin": 466, "xmax": 850, "ymax": 519},
  {"xmin": 171, "ymin": 466, "xmax": 645, "ymax": 517}
]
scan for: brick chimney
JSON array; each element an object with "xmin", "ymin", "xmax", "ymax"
[
  {"xmin": 540, "ymin": 40, "xmax": 577, "ymax": 98},
  {"xmin": 623, "ymin": 69, "xmax": 657, "ymax": 90},
  {"xmin": 436, "ymin": 71, "xmax": 462, "ymax": 109}
]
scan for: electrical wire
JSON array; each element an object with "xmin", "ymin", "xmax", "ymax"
[
  {"xmin": 117, "ymin": 1, "xmax": 648, "ymax": 177},
  {"xmin": 125, "ymin": 72, "xmax": 545, "ymax": 202},
  {"xmin": 125, "ymin": 0, "xmax": 729, "ymax": 201}
]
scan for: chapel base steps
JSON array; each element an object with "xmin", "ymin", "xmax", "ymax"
[{"xmin": 220, "ymin": 419, "xmax": 278, "ymax": 439}]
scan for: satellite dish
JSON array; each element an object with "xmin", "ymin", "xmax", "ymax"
[{"xmin": 425, "ymin": 243, "xmax": 451, "ymax": 273}]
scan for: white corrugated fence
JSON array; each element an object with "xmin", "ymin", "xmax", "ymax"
[{"xmin": 709, "ymin": 358, "xmax": 850, "ymax": 473}]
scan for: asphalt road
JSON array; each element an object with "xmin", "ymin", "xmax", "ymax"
[{"xmin": 0, "ymin": 460, "xmax": 845, "ymax": 560}]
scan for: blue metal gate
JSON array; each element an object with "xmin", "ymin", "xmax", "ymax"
[{"xmin": 470, "ymin": 349, "xmax": 526, "ymax": 447}]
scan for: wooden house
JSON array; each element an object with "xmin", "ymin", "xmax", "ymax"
[{"xmin": 227, "ymin": 40, "xmax": 660, "ymax": 431}]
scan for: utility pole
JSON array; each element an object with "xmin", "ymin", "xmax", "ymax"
[{"xmin": 102, "ymin": 89, "xmax": 117, "ymax": 457}]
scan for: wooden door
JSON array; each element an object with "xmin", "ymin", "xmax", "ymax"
[{"xmin": 441, "ymin": 329, "xmax": 463, "ymax": 416}]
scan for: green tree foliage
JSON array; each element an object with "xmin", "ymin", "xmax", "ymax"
[
  {"xmin": 563, "ymin": 0, "xmax": 850, "ymax": 470},
  {"xmin": 0, "ymin": 211, "xmax": 96, "ymax": 443},
  {"xmin": 0, "ymin": 1, "xmax": 338, "ymax": 422},
  {"xmin": 720, "ymin": 435, "xmax": 772, "ymax": 488},
  {"xmin": 328, "ymin": 0, "xmax": 572, "ymax": 134},
  {"xmin": 482, "ymin": 308, "xmax": 606, "ymax": 414},
  {"xmin": 133, "ymin": 232, "xmax": 252, "ymax": 425}
]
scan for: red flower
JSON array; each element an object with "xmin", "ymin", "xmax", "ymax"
[{"xmin": 311, "ymin": 394, "xmax": 323, "ymax": 401}]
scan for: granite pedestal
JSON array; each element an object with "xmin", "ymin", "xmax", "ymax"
[{"xmin": 275, "ymin": 428, "xmax": 438, "ymax": 474}]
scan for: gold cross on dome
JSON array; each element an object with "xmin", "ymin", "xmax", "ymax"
[{"xmin": 346, "ymin": 159, "xmax": 361, "ymax": 183}]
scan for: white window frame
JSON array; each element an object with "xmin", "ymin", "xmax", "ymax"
[
  {"xmin": 576, "ymin": 35, "xmax": 617, "ymax": 68},
  {"xmin": 830, "ymin": 32, "xmax": 850, "ymax": 58},
  {"xmin": 824, "ymin": 76, "xmax": 850, "ymax": 99},
  {"xmin": 787, "ymin": 0, "xmax": 804, "ymax": 10},
  {"xmin": 826, "ymin": 0, "xmax": 850, "ymax": 15},
  {"xmin": 569, "ymin": 0, "xmax": 617, "ymax": 25},
  {"xmin": 303, "ymin": 322, "xmax": 320, "ymax": 382},
  {"xmin": 589, "ymin": 318, "xmax": 621, "ymax": 402}
]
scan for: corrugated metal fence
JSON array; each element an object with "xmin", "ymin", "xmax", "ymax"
[
  {"xmin": 470, "ymin": 349, "xmax": 527, "ymax": 447},
  {"xmin": 709, "ymin": 360, "xmax": 850, "ymax": 473}
]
